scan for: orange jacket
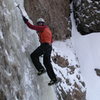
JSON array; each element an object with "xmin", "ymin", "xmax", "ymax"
[
  {"xmin": 26, "ymin": 21, "xmax": 52, "ymax": 44},
  {"xmin": 39, "ymin": 27, "xmax": 52, "ymax": 44}
]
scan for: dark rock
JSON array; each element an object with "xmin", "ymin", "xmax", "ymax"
[
  {"xmin": 73, "ymin": 0, "xmax": 100, "ymax": 35},
  {"xmin": 52, "ymin": 54, "xmax": 69, "ymax": 67},
  {"xmin": 95, "ymin": 68, "xmax": 100, "ymax": 76}
]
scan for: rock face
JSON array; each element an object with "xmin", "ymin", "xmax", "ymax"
[
  {"xmin": 73, "ymin": 0, "xmax": 100, "ymax": 35},
  {"xmin": 24, "ymin": 0, "xmax": 71, "ymax": 40}
]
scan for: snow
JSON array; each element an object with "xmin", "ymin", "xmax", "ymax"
[
  {"xmin": 87, "ymin": 0, "xmax": 92, "ymax": 3},
  {"xmin": 4, "ymin": 70, "xmax": 12, "ymax": 77},
  {"xmin": 95, "ymin": 10, "xmax": 100, "ymax": 13},
  {"xmin": 52, "ymin": 40, "xmax": 85, "ymax": 97},
  {"xmin": 71, "ymin": 5, "xmax": 100, "ymax": 100},
  {"xmin": 52, "ymin": 40, "xmax": 78, "ymax": 66},
  {"xmin": 0, "ymin": 30, "xmax": 4, "ymax": 39},
  {"xmin": 37, "ymin": 74, "xmax": 57, "ymax": 100},
  {"xmin": 21, "ymin": 46, "xmax": 25, "ymax": 52},
  {"xmin": 5, "ymin": 49, "xmax": 14, "ymax": 63}
]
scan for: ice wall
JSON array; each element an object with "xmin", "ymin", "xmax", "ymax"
[
  {"xmin": 0, "ymin": 0, "xmax": 39, "ymax": 99},
  {"xmin": 0, "ymin": 0, "xmax": 58, "ymax": 99}
]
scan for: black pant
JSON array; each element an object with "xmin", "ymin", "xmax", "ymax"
[{"xmin": 30, "ymin": 43, "xmax": 56, "ymax": 80}]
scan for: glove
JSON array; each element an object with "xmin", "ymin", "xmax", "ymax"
[{"xmin": 22, "ymin": 16, "xmax": 28, "ymax": 23}]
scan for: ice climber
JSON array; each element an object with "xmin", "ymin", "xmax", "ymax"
[{"xmin": 22, "ymin": 16, "xmax": 57, "ymax": 85}]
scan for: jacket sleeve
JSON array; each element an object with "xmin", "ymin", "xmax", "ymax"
[{"xmin": 26, "ymin": 21, "xmax": 47, "ymax": 31}]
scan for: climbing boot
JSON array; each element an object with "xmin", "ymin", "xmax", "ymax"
[
  {"xmin": 37, "ymin": 69, "xmax": 46, "ymax": 76},
  {"xmin": 48, "ymin": 79, "xmax": 58, "ymax": 86}
]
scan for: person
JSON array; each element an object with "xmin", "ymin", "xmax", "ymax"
[{"xmin": 22, "ymin": 16, "xmax": 57, "ymax": 85}]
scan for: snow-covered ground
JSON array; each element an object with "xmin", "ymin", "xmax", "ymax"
[
  {"xmin": 51, "ymin": 40, "xmax": 85, "ymax": 100},
  {"xmin": 71, "ymin": 7, "xmax": 100, "ymax": 100}
]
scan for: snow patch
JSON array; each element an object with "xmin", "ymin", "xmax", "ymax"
[
  {"xmin": 5, "ymin": 49, "xmax": 14, "ymax": 63},
  {"xmin": 52, "ymin": 40, "xmax": 85, "ymax": 99},
  {"xmin": 87, "ymin": 0, "xmax": 92, "ymax": 3},
  {"xmin": 0, "ymin": 30, "xmax": 4, "ymax": 39}
]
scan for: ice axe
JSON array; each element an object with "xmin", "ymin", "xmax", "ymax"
[{"xmin": 16, "ymin": 4, "xmax": 23, "ymax": 16}]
